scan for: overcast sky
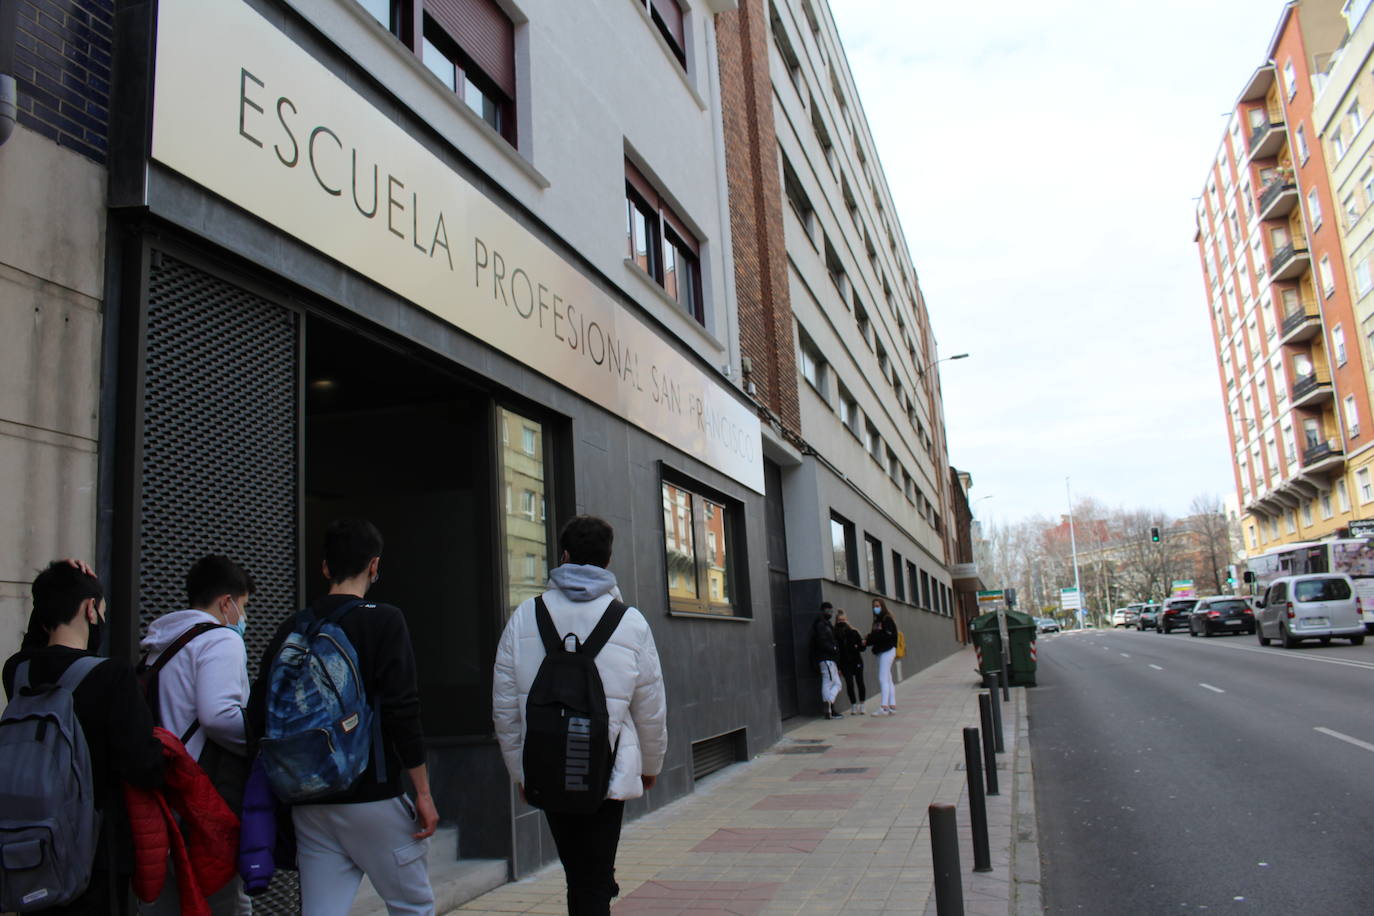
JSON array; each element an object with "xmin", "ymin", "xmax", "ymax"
[{"xmin": 829, "ymin": 0, "xmax": 1286, "ymax": 526}]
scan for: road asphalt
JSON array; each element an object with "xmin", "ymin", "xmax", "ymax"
[{"xmin": 1030, "ymin": 626, "xmax": 1374, "ymax": 914}]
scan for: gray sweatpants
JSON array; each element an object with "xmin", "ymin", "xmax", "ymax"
[{"xmin": 293, "ymin": 797, "xmax": 434, "ymax": 916}]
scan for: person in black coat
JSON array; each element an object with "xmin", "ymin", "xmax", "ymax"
[
  {"xmin": 868, "ymin": 598, "xmax": 900, "ymax": 715},
  {"xmin": 810, "ymin": 602, "xmax": 843, "ymax": 719},
  {"xmin": 833, "ymin": 610, "xmax": 867, "ymax": 715}
]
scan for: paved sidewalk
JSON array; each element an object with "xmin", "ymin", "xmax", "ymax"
[{"xmin": 453, "ymin": 647, "xmax": 1039, "ymax": 915}]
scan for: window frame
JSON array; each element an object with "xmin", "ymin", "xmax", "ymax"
[
  {"xmin": 661, "ymin": 470, "xmax": 748, "ymax": 618},
  {"xmin": 626, "ymin": 161, "xmax": 704, "ymax": 324},
  {"xmin": 891, "ymin": 550, "xmax": 905, "ymax": 601},
  {"xmin": 831, "ymin": 511, "xmax": 859, "ymax": 585},
  {"xmin": 864, "ymin": 534, "xmax": 885, "ymax": 594},
  {"xmin": 420, "ymin": 11, "xmax": 517, "ymax": 146}
]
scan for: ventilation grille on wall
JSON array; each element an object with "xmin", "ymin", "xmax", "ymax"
[
  {"xmin": 142, "ymin": 252, "xmax": 300, "ymax": 911},
  {"xmin": 691, "ymin": 729, "xmax": 745, "ymax": 783}
]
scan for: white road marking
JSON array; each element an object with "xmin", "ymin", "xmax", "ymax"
[
  {"xmin": 1149, "ymin": 633, "xmax": 1374, "ymax": 671},
  {"xmin": 1120, "ymin": 653, "xmax": 1131, "ymax": 658},
  {"xmin": 1315, "ymin": 726, "xmax": 1374, "ymax": 754},
  {"xmin": 1148, "ymin": 664, "xmax": 1163, "ymax": 670},
  {"xmin": 1199, "ymin": 683, "xmax": 1225, "ymax": 693}
]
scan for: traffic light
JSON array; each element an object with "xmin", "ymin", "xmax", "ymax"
[{"xmin": 1150, "ymin": 526, "xmax": 1160, "ymax": 542}]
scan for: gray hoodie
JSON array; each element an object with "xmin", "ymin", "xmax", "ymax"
[{"xmin": 140, "ymin": 610, "xmax": 250, "ymax": 760}]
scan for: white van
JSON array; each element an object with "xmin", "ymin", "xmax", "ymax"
[{"xmin": 1255, "ymin": 573, "xmax": 1366, "ymax": 648}]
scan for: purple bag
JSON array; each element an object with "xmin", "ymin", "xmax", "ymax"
[{"xmin": 237, "ymin": 757, "xmax": 277, "ymax": 895}]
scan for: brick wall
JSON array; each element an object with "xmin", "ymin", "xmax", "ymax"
[
  {"xmin": 715, "ymin": 0, "xmax": 801, "ymax": 437},
  {"xmin": 11, "ymin": 0, "xmax": 113, "ymax": 163}
]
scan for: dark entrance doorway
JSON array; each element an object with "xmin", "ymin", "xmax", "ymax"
[
  {"xmin": 764, "ymin": 459, "xmax": 798, "ymax": 719},
  {"xmin": 303, "ymin": 316, "xmax": 498, "ymax": 738}
]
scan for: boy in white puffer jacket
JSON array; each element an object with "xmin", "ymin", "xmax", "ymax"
[{"xmin": 492, "ymin": 515, "xmax": 667, "ymax": 916}]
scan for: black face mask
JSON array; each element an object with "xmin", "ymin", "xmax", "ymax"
[{"xmin": 86, "ymin": 611, "xmax": 104, "ymax": 653}]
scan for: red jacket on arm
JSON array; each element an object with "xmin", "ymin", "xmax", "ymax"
[{"xmin": 125, "ymin": 728, "xmax": 239, "ymax": 915}]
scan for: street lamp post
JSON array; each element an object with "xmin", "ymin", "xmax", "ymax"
[{"xmin": 917, "ymin": 352, "xmax": 969, "ymax": 380}]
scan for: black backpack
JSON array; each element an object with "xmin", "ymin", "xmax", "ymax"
[{"xmin": 522, "ymin": 596, "xmax": 628, "ymax": 814}]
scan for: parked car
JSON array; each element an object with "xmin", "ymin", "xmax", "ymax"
[
  {"xmin": 1037, "ymin": 617, "xmax": 1061, "ymax": 634},
  {"xmin": 1156, "ymin": 598, "xmax": 1198, "ymax": 633},
  {"xmin": 1111, "ymin": 608, "xmax": 1139, "ymax": 628},
  {"xmin": 1137, "ymin": 605, "xmax": 1160, "ymax": 631},
  {"xmin": 1255, "ymin": 574, "xmax": 1366, "ymax": 648},
  {"xmin": 1187, "ymin": 596, "xmax": 1255, "ymax": 636}
]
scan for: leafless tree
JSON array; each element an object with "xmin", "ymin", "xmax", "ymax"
[{"xmin": 1186, "ymin": 494, "xmax": 1234, "ymax": 594}]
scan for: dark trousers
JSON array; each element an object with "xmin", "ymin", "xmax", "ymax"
[
  {"xmin": 545, "ymin": 799, "xmax": 626, "ymax": 915},
  {"xmin": 842, "ymin": 668, "xmax": 866, "ymax": 705}
]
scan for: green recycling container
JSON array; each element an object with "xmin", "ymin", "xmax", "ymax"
[{"xmin": 970, "ymin": 610, "xmax": 1038, "ymax": 687}]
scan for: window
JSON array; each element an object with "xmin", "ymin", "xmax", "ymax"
[
  {"xmin": 1307, "ymin": 190, "xmax": 1323, "ymax": 228},
  {"xmin": 891, "ymin": 551, "xmax": 905, "ymax": 601},
  {"xmin": 855, "ymin": 300, "xmax": 871, "ymax": 346},
  {"xmin": 1320, "ymin": 255, "xmax": 1336, "ymax": 297},
  {"xmin": 1339, "ymin": 477, "xmax": 1352, "ymax": 511},
  {"xmin": 831, "ymin": 513, "xmax": 858, "ymax": 584},
  {"xmin": 1360, "ymin": 467, "xmax": 1374, "ymax": 503},
  {"xmin": 626, "ymin": 161, "xmax": 703, "ymax": 323},
  {"xmin": 359, "ymin": 0, "xmax": 404, "ymax": 35},
  {"xmin": 1284, "ymin": 58, "xmax": 1297, "ymax": 100},
  {"xmin": 885, "ymin": 447, "xmax": 899, "ymax": 482},
  {"xmin": 824, "ymin": 235, "xmax": 847, "ymax": 297},
  {"xmin": 662, "ymin": 479, "xmax": 740, "ymax": 615},
  {"xmin": 1351, "ymin": 98, "xmax": 1365, "ymax": 134},
  {"xmin": 500, "ymin": 409, "xmax": 550, "ymax": 618},
  {"xmin": 421, "ymin": 2, "xmax": 516, "ymax": 145},
  {"xmin": 1357, "ymin": 260, "xmax": 1372, "ymax": 296},
  {"xmin": 769, "ymin": 3, "xmax": 802, "ymax": 90},
  {"xmin": 811, "ymin": 100, "xmax": 834, "ymax": 173},
  {"xmin": 1346, "ymin": 394, "xmax": 1360, "ymax": 437},
  {"xmin": 798, "ymin": 329, "xmax": 827, "ymax": 394},
  {"xmin": 1302, "ymin": 500, "xmax": 1313, "ymax": 526},
  {"xmin": 865, "ymin": 535, "xmax": 885, "ymax": 594},
  {"xmin": 865, "ymin": 419, "xmax": 882, "ymax": 461},
  {"xmin": 1285, "ymin": 509, "xmax": 1297, "ymax": 533},
  {"xmin": 906, "ymin": 561, "xmax": 919, "ymax": 604},
  {"xmin": 1296, "ymin": 123, "xmax": 1309, "ymax": 163},
  {"xmin": 1321, "ymin": 489, "xmax": 1333, "ymax": 518},
  {"xmin": 919, "ymin": 569, "xmax": 931, "ymax": 608},
  {"xmin": 1248, "ymin": 524, "xmax": 1257, "ymax": 548},
  {"xmin": 1333, "ymin": 127, "xmax": 1346, "ymax": 161},
  {"xmin": 1334, "ymin": 324, "xmax": 1348, "ymax": 366},
  {"xmin": 838, "ymin": 383, "xmax": 860, "ymax": 435},
  {"xmin": 640, "ymin": 0, "xmax": 686, "ymax": 67},
  {"xmin": 782, "ymin": 155, "xmax": 815, "ymax": 237}
]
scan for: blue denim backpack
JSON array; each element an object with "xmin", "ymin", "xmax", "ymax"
[{"xmin": 259, "ymin": 600, "xmax": 382, "ymax": 802}]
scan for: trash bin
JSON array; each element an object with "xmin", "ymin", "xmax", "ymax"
[{"xmin": 971, "ymin": 610, "xmax": 1038, "ymax": 687}]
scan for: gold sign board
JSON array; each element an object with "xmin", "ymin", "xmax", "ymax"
[{"xmin": 150, "ymin": 0, "xmax": 764, "ymax": 494}]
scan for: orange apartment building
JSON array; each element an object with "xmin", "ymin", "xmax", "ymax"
[{"xmin": 1196, "ymin": 0, "xmax": 1374, "ymax": 558}]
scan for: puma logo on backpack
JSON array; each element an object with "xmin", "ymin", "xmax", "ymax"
[
  {"xmin": 259, "ymin": 599, "xmax": 381, "ymax": 802},
  {"xmin": 0, "ymin": 657, "xmax": 103, "ymax": 912},
  {"xmin": 522, "ymin": 596, "xmax": 627, "ymax": 814}
]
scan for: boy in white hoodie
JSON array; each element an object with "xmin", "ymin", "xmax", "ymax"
[
  {"xmin": 492, "ymin": 515, "xmax": 667, "ymax": 916},
  {"xmin": 139, "ymin": 555, "xmax": 255, "ymax": 916}
]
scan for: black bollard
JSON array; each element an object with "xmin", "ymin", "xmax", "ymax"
[
  {"xmin": 978, "ymin": 694, "xmax": 999, "ymax": 796},
  {"xmin": 1000, "ymin": 664, "xmax": 1010, "ymax": 702},
  {"xmin": 929, "ymin": 803, "xmax": 965, "ymax": 915},
  {"xmin": 961, "ymin": 727, "xmax": 993, "ymax": 872},
  {"xmin": 983, "ymin": 672, "xmax": 1005, "ymax": 753}
]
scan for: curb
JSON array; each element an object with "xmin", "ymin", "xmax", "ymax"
[{"xmin": 1009, "ymin": 688, "xmax": 1042, "ymax": 915}]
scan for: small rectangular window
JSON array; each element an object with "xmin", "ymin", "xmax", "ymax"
[
  {"xmin": 919, "ymin": 569, "xmax": 931, "ymax": 608},
  {"xmin": 627, "ymin": 161, "xmax": 704, "ymax": 324},
  {"xmin": 500, "ymin": 409, "xmax": 550, "ymax": 619},
  {"xmin": 421, "ymin": 4, "xmax": 516, "ymax": 145},
  {"xmin": 865, "ymin": 534, "xmax": 885, "ymax": 594},
  {"xmin": 663, "ymin": 478, "xmax": 741, "ymax": 616},
  {"xmin": 831, "ymin": 513, "xmax": 858, "ymax": 584},
  {"xmin": 891, "ymin": 551, "xmax": 905, "ymax": 601},
  {"xmin": 647, "ymin": 0, "xmax": 686, "ymax": 67},
  {"xmin": 798, "ymin": 330, "xmax": 826, "ymax": 394}
]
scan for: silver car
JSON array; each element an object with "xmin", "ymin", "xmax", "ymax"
[{"xmin": 1255, "ymin": 574, "xmax": 1366, "ymax": 648}]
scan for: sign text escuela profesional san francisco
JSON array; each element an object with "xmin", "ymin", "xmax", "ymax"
[{"xmin": 149, "ymin": 0, "xmax": 762, "ymax": 494}]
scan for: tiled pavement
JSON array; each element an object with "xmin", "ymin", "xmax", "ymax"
[{"xmin": 453, "ymin": 647, "xmax": 1041, "ymax": 915}]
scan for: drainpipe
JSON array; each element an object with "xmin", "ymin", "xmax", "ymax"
[{"xmin": 0, "ymin": 0, "xmax": 16, "ymax": 147}]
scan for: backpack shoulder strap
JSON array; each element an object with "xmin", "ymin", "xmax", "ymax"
[
  {"xmin": 143, "ymin": 622, "xmax": 225, "ymax": 676},
  {"xmin": 580, "ymin": 599, "xmax": 629, "ymax": 658},
  {"xmin": 56, "ymin": 655, "xmax": 106, "ymax": 693},
  {"xmin": 533, "ymin": 596, "xmax": 564, "ymax": 656}
]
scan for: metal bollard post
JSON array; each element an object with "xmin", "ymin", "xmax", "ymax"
[
  {"xmin": 928, "ymin": 803, "xmax": 965, "ymax": 915},
  {"xmin": 978, "ymin": 694, "xmax": 999, "ymax": 796},
  {"xmin": 1000, "ymin": 664, "xmax": 1010, "ymax": 702},
  {"xmin": 961, "ymin": 727, "xmax": 993, "ymax": 872},
  {"xmin": 983, "ymin": 672, "xmax": 1005, "ymax": 753}
]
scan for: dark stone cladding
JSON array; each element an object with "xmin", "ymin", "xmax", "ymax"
[{"xmin": 11, "ymin": 0, "xmax": 113, "ymax": 162}]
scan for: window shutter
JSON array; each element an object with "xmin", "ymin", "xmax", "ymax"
[
  {"xmin": 427, "ymin": 0, "xmax": 516, "ymax": 99},
  {"xmin": 651, "ymin": 0, "xmax": 685, "ymax": 50}
]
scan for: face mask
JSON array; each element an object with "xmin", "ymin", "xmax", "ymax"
[
  {"xmin": 229, "ymin": 599, "xmax": 248, "ymax": 639},
  {"xmin": 873, "ymin": 606, "xmax": 882, "ymax": 616},
  {"xmin": 86, "ymin": 604, "xmax": 104, "ymax": 652}
]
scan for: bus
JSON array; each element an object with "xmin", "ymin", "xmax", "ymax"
[{"xmin": 1245, "ymin": 538, "xmax": 1374, "ymax": 627}]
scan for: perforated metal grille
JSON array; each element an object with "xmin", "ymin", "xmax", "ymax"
[{"xmin": 140, "ymin": 251, "xmax": 300, "ymax": 911}]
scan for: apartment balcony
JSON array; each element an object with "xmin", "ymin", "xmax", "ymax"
[
  {"xmin": 1257, "ymin": 181, "xmax": 1298, "ymax": 221},
  {"xmin": 1248, "ymin": 121, "xmax": 1287, "ymax": 160},
  {"xmin": 1291, "ymin": 373, "xmax": 1334, "ymax": 408},
  {"xmin": 1279, "ymin": 307, "xmax": 1321, "ymax": 345},
  {"xmin": 1270, "ymin": 244, "xmax": 1311, "ymax": 281},
  {"xmin": 1299, "ymin": 439, "xmax": 1345, "ymax": 477}
]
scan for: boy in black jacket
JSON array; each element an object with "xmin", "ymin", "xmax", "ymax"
[
  {"xmin": 2, "ymin": 561, "xmax": 164, "ymax": 915},
  {"xmin": 248, "ymin": 520, "xmax": 438, "ymax": 916},
  {"xmin": 811, "ymin": 602, "xmax": 843, "ymax": 719}
]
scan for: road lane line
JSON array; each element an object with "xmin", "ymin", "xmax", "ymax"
[
  {"xmin": 1149, "ymin": 635, "xmax": 1374, "ymax": 671},
  {"xmin": 1199, "ymin": 683, "xmax": 1225, "ymax": 693},
  {"xmin": 1148, "ymin": 664, "xmax": 1163, "ymax": 670},
  {"xmin": 1315, "ymin": 727, "xmax": 1374, "ymax": 754},
  {"xmin": 1120, "ymin": 653, "xmax": 1131, "ymax": 658}
]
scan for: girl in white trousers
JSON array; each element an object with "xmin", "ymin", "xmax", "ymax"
[
  {"xmin": 876, "ymin": 647, "xmax": 896, "ymax": 711},
  {"xmin": 870, "ymin": 599, "xmax": 900, "ymax": 714}
]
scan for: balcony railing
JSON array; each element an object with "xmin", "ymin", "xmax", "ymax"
[
  {"xmin": 1257, "ymin": 181, "xmax": 1298, "ymax": 219},
  {"xmin": 1269, "ymin": 244, "xmax": 1310, "ymax": 280},
  {"xmin": 1291, "ymin": 373, "xmax": 1330, "ymax": 403},
  {"xmin": 1303, "ymin": 440, "xmax": 1344, "ymax": 466},
  {"xmin": 1280, "ymin": 307, "xmax": 1321, "ymax": 344},
  {"xmin": 1248, "ymin": 120, "xmax": 1286, "ymax": 158}
]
